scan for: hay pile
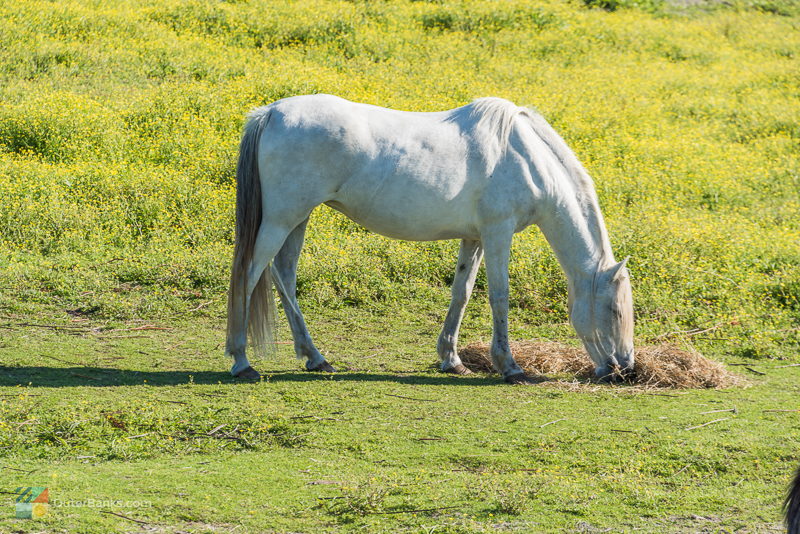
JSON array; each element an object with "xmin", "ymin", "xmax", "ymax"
[{"xmin": 459, "ymin": 341, "xmax": 745, "ymax": 389}]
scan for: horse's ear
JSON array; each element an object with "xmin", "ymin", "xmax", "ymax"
[{"xmin": 609, "ymin": 256, "xmax": 629, "ymax": 282}]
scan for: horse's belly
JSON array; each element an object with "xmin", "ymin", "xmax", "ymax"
[
  {"xmin": 322, "ymin": 136, "xmax": 484, "ymax": 241},
  {"xmin": 324, "ymin": 194, "xmax": 478, "ymax": 242}
]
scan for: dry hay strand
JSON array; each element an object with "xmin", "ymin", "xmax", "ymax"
[{"xmin": 459, "ymin": 341, "xmax": 746, "ymax": 390}]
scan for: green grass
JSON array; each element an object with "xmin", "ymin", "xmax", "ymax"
[
  {"xmin": 1, "ymin": 0, "xmax": 799, "ymax": 531},
  {"xmin": 1, "ymin": 310, "xmax": 799, "ymax": 532}
]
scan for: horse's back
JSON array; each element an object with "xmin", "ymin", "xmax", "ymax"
[
  {"xmin": 262, "ymin": 94, "xmax": 464, "ymax": 163},
  {"xmin": 257, "ymin": 95, "xmax": 509, "ymax": 240},
  {"xmin": 253, "ymin": 95, "xmax": 540, "ymax": 240}
]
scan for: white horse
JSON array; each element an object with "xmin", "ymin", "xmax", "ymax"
[{"xmin": 225, "ymin": 95, "xmax": 634, "ymax": 384}]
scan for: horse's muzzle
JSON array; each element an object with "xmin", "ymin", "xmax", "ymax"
[{"xmin": 594, "ymin": 351, "xmax": 635, "ymax": 383}]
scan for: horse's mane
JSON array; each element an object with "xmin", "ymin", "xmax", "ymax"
[
  {"xmin": 521, "ymin": 108, "xmax": 615, "ymax": 267},
  {"xmin": 454, "ymin": 97, "xmax": 614, "ymax": 267},
  {"xmin": 468, "ymin": 97, "xmax": 521, "ymax": 155},
  {"xmin": 463, "ymin": 99, "xmax": 596, "ymax": 203}
]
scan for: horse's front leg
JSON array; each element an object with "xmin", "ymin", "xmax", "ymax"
[
  {"xmin": 437, "ymin": 239, "xmax": 483, "ymax": 375},
  {"xmin": 481, "ymin": 226, "xmax": 537, "ymax": 385}
]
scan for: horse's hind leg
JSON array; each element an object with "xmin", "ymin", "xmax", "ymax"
[
  {"xmin": 437, "ymin": 239, "xmax": 483, "ymax": 375},
  {"xmin": 271, "ymin": 217, "xmax": 334, "ymax": 372},
  {"xmin": 481, "ymin": 225, "xmax": 536, "ymax": 385},
  {"xmin": 229, "ymin": 221, "xmax": 295, "ymax": 379}
]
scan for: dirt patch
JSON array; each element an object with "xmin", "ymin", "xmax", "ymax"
[{"xmin": 459, "ymin": 341, "xmax": 745, "ymax": 389}]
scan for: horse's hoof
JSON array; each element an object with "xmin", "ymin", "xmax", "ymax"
[
  {"xmin": 234, "ymin": 366, "xmax": 261, "ymax": 381},
  {"xmin": 504, "ymin": 372, "xmax": 538, "ymax": 385},
  {"xmin": 307, "ymin": 361, "xmax": 336, "ymax": 373},
  {"xmin": 444, "ymin": 364, "xmax": 472, "ymax": 375}
]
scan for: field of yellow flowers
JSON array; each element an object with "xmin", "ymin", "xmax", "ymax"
[
  {"xmin": 1, "ymin": 0, "xmax": 798, "ymax": 358},
  {"xmin": 1, "ymin": 0, "xmax": 799, "ymax": 532}
]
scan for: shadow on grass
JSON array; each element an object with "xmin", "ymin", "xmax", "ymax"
[{"xmin": 0, "ymin": 366, "xmax": 503, "ymax": 388}]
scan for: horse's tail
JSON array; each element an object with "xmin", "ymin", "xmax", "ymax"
[
  {"xmin": 226, "ymin": 108, "xmax": 275, "ymax": 359},
  {"xmin": 786, "ymin": 464, "xmax": 800, "ymax": 533}
]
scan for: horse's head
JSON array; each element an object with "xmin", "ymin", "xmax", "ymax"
[{"xmin": 568, "ymin": 258, "xmax": 634, "ymax": 381}]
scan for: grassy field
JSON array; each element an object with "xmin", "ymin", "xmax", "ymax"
[{"xmin": 1, "ymin": 0, "xmax": 799, "ymax": 532}]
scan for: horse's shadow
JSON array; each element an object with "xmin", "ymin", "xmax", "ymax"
[{"xmin": 0, "ymin": 366, "xmax": 504, "ymax": 388}]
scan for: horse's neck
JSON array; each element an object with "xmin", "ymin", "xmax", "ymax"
[{"xmin": 536, "ymin": 186, "xmax": 614, "ymax": 285}]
